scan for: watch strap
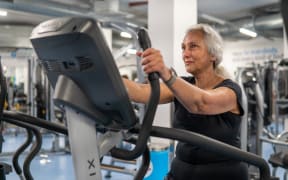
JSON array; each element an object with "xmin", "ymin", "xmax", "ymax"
[{"xmin": 164, "ymin": 67, "xmax": 177, "ymax": 87}]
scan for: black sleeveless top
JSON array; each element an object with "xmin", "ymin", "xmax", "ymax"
[{"xmin": 173, "ymin": 76, "xmax": 244, "ymax": 164}]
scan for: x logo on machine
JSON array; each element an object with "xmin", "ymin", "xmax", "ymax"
[{"xmin": 88, "ymin": 159, "xmax": 95, "ymax": 169}]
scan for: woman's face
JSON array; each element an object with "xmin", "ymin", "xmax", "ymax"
[{"xmin": 181, "ymin": 30, "xmax": 215, "ymax": 75}]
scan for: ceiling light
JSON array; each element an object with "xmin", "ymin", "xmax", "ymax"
[
  {"xmin": 239, "ymin": 27, "xmax": 257, "ymax": 38},
  {"xmin": 127, "ymin": 49, "xmax": 137, "ymax": 54},
  {"xmin": 120, "ymin": 32, "xmax": 132, "ymax": 39},
  {"xmin": 0, "ymin": 10, "xmax": 7, "ymax": 17},
  {"xmin": 200, "ymin": 13, "xmax": 226, "ymax": 25}
]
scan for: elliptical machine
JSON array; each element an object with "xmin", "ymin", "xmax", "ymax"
[{"xmin": 28, "ymin": 17, "xmax": 275, "ymax": 180}]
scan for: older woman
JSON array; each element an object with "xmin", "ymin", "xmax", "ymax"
[{"xmin": 123, "ymin": 24, "xmax": 248, "ymax": 180}]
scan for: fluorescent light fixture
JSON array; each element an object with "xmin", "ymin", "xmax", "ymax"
[
  {"xmin": 127, "ymin": 48, "xmax": 137, "ymax": 54},
  {"xmin": 0, "ymin": 10, "xmax": 7, "ymax": 16},
  {"xmin": 200, "ymin": 13, "xmax": 226, "ymax": 25},
  {"xmin": 239, "ymin": 27, "xmax": 257, "ymax": 38},
  {"xmin": 120, "ymin": 32, "xmax": 132, "ymax": 39}
]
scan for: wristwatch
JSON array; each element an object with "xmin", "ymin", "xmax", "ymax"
[{"xmin": 164, "ymin": 67, "xmax": 177, "ymax": 87}]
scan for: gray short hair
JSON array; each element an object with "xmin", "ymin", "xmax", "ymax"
[{"xmin": 186, "ymin": 24, "xmax": 223, "ymax": 66}]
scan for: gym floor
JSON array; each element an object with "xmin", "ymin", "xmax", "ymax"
[
  {"xmin": 0, "ymin": 130, "xmax": 286, "ymax": 180},
  {"xmin": 0, "ymin": 132, "xmax": 135, "ymax": 180}
]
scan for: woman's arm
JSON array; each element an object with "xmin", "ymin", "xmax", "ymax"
[
  {"xmin": 123, "ymin": 78, "xmax": 174, "ymax": 104},
  {"xmin": 139, "ymin": 48, "xmax": 239, "ymax": 115},
  {"xmin": 167, "ymin": 78, "xmax": 239, "ymax": 115}
]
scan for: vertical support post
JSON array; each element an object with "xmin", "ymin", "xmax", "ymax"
[
  {"xmin": 148, "ymin": 0, "xmax": 197, "ymax": 144},
  {"xmin": 65, "ymin": 107, "xmax": 102, "ymax": 180}
]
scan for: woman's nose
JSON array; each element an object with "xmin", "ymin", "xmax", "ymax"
[{"xmin": 182, "ymin": 48, "xmax": 190, "ymax": 57}]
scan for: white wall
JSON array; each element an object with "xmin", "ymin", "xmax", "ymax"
[
  {"xmin": 148, "ymin": 0, "xmax": 197, "ymax": 145},
  {"xmin": 222, "ymin": 37, "xmax": 284, "ymax": 78}
]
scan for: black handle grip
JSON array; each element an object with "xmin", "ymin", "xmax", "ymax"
[
  {"xmin": 110, "ymin": 28, "xmax": 160, "ymax": 160},
  {"xmin": 137, "ymin": 28, "xmax": 152, "ymax": 51},
  {"xmin": 137, "ymin": 28, "xmax": 159, "ymax": 81}
]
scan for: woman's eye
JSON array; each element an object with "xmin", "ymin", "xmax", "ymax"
[
  {"xmin": 182, "ymin": 43, "xmax": 197, "ymax": 51},
  {"xmin": 189, "ymin": 44, "xmax": 197, "ymax": 48}
]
